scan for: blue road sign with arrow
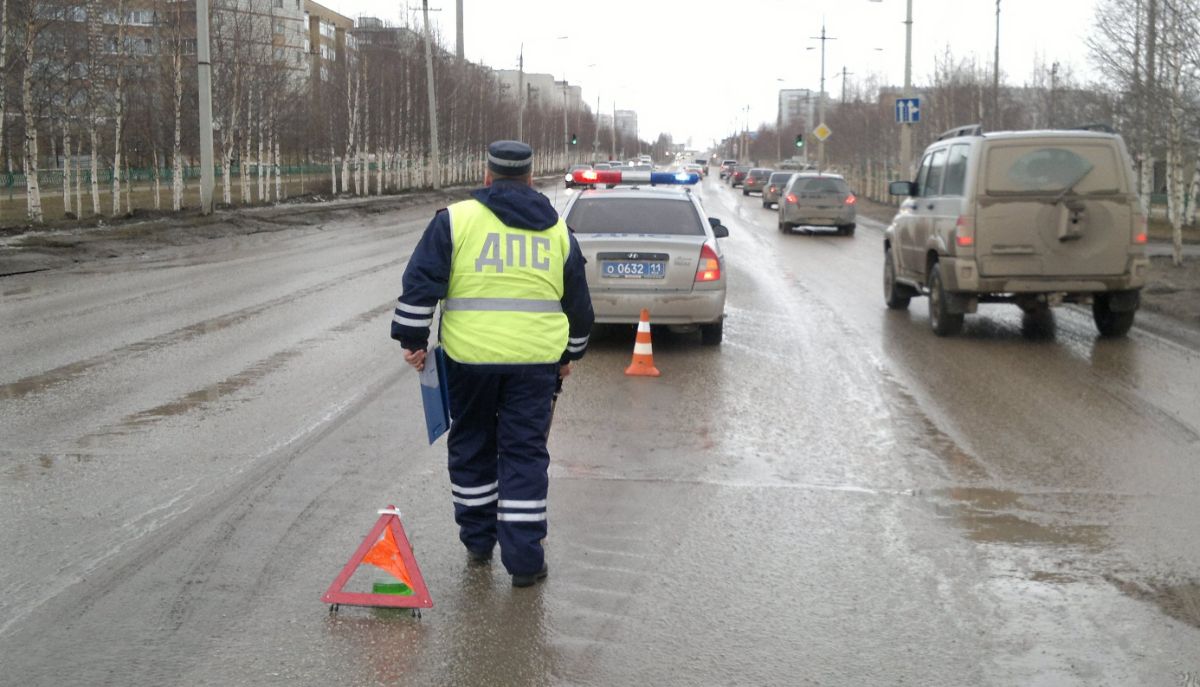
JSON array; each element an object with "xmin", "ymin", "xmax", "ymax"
[{"xmin": 895, "ymin": 97, "xmax": 921, "ymax": 124}]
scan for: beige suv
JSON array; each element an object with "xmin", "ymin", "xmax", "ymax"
[{"xmin": 883, "ymin": 125, "xmax": 1150, "ymax": 337}]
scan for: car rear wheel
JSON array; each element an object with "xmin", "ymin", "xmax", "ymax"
[
  {"xmin": 883, "ymin": 247, "xmax": 912, "ymax": 310},
  {"xmin": 1093, "ymin": 293, "xmax": 1136, "ymax": 337},
  {"xmin": 742, "ymin": 188, "xmax": 750, "ymax": 196},
  {"xmin": 928, "ymin": 263, "xmax": 964, "ymax": 337},
  {"xmin": 837, "ymin": 224, "xmax": 856, "ymax": 237},
  {"xmin": 700, "ymin": 320, "xmax": 724, "ymax": 346},
  {"xmin": 762, "ymin": 200, "xmax": 771, "ymax": 209},
  {"xmin": 778, "ymin": 220, "xmax": 792, "ymax": 234}
]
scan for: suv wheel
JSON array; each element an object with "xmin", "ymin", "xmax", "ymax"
[
  {"xmin": 883, "ymin": 247, "xmax": 912, "ymax": 310},
  {"xmin": 1093, "ymin": 292, "xmax": 1136, "ymax": 337},
  {"xmin": 700, "ymin": 320, "xmax": 724, "ymax": 346},
  {"xmin": 928, "ymin": 263, "xmax": 964, "ymax": 337}
]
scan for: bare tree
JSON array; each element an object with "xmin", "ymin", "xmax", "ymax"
[
  {"xmin": 16, "ymin": 0, "xmax": 51, "ymax": 222},
  {"xmin": 110, "ymin": 0, "xmax": 127, "ymax": 217},
  {"xmin": 85, "ymin": 0, "xmax": 102, "ymax": 216}
]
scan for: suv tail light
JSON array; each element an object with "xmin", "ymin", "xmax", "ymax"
[
  {"xmin": 786, "ymin": 193, "xmax": 798, "ymax": 204},
  {"xmin": 954, "ymin": 215, "xmax": 975, "ymax": 247},
  {"xmin": 695, "ymin": 242, "xmax": 722, "ymax": 282},
  {"xmin": 1133, "ymin": 214, "xmax": 1148, "ymax": 244},
  {"xmin": 844, "ymin": 194, "xmax": 857, "ymax": 205}
]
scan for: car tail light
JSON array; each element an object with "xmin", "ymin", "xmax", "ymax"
[
  {"xmin": 844, "ymin": 194, "xmax": 857, "ymax": 205},
  {"xmin": 769, "ymin": 185, "xmax": 776, "ymax": 193},
  {"xmin": 695, "ymin": 242, "xmax": 721, "ymax": 282},
  {"xmin": 786, "ymin": 193, "xmax": 798, "ymax": 204},
  {"xmin": 1133, "ymin": 214, "xmax": 1148, "ymax": 244},
  {"xmin": 954, "ymin": 215, "xmax": 975, "ymax": 247}
]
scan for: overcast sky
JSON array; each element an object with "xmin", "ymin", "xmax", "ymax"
[{"xmin": 322, "ymin": 0, "xmax": 1103, "ymax": 148}]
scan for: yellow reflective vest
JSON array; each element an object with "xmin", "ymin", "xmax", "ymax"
[{"xmin": 441, "ymin": 198, "xmax": 570, "ymax": 364}]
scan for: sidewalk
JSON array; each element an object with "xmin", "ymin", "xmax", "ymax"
[{"xmin": 1146, "ymin": 242, "xmax": 1200, "ymax": 258}]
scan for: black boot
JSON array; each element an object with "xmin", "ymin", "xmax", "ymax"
[{"xmin": 511, "ymin": 564, "xmax": 549, "ymax": 588}]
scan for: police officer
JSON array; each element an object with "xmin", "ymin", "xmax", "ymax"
[{"xmin": 392, "ymin": 140, "xmax": 593, "ymax": 588}]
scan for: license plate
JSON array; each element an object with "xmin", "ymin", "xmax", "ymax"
[{"xmin": 601, "ymin": 261, "xmax": 666, "ymax": 279}]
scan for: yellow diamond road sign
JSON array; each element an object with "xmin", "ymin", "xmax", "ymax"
[{"xmin": 814, "ymin": 123, "xmax": 832, "ymax": 142}]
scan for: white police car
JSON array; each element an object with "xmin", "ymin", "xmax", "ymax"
[{"xmin": 562, "ymin": 169, "xmax": 729, "ymax": 345}]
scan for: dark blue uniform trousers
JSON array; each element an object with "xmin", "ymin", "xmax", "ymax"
[{"xmin": 445, "ymin": 358, "xmax": 557, "ymax": 576}]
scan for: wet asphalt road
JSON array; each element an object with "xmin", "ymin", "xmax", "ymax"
[{"xmin": 2, "ymin": 175, "xmax": 1199, "ymax": 686}]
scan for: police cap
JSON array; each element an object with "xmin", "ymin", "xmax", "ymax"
[{"xmin": 487, "ymin": 140, "xmax": 533, "ymax": 177}]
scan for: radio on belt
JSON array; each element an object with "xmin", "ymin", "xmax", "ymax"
[{"xmin": 571, "ymin": 169, "xmax": 700, "ymax": 186}]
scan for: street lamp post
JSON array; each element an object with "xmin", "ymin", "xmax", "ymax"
[
  {"xmin": 872, "ymin": 0, "xmax": 914, "ymax": 176},
  {"xmin": 516, "ymin": 36, "xmax": 568, "ymax": 142},
  {"xmin": 810, "ymin": 22, "xmax": 836, "ymax": 172},
  {"xmin": 517, "ymin": 44, "xmax": 525, "ymax": 141},
  {"xmin": 421, "ymin": 0, "xmax": 440, "ymax": 189},
  {"xmin": 993, "ymin": 0, "xmax": 1001, "ymax": 128},
  {"xmin": 562, "ymin": 76, "xmax": 569, "ymax": 169},
  {"xmin": 196, "ymin": 0, "xmax": 214, "ymax": 214}
]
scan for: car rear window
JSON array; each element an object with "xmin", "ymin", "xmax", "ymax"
[
  {"xmin": 769, "ymin": 173, "xmax": 793, "ymax": 184},
  {"xmin": 983, "ymin": 143, "xmax": 1124, "ymax": 194},
  {"xmin": 566, "ymin": 198, "xmax": 705, "ymax": 236},
  {"xmin": 799, "ymin": 177, "xmax": 850, "ymax": 193},
  {"xmin": 750, "ymin": 169, "xmax": 773, "ymax": 176}
]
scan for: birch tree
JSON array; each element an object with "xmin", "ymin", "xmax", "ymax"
[
  {"xmin": 110, "ymin": 0, "xmax": 127, "ymax": 217},
  {"xmin": 18, "ymin": 0, "xmax": 46, "ymax": 222},
  {"xmin": 157, "ymin": 0, "xmax": 186, "ymax": 210},
  {"xmin": 1161, "ymin": 0, "xmax": 1199, "ymax": 263},
  {"xmin": 85, "ymin": 0, "xmax": 102, "ymax": 215},
  {"xmin": 341, "ymin": 64, "xmax": 359, "ymax": 195}
]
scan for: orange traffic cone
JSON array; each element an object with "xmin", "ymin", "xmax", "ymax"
[{"xmin": 625, "ymin": 308, "xmax": 661, "ymax": 377}]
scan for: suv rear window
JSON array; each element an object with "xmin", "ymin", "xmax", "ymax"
[
  {"xmin": 798, "ymin": 177, "xmax": 850, "ymax": 193},
  {"xmin": 984, "ymin": 143, "xmax": 1124, "ymax": 195},
  {"xmin": 566, "ymin": 198, "xmax": 705, "ymax": 236}
]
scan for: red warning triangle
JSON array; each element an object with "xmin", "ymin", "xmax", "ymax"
[{"xmin": 322, "ymin": 506, "xmax": 433, "ymax": 609}]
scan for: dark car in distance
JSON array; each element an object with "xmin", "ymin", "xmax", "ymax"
[{"xmin": 742, "ymin": 168, "xmax": 774, "ymax": 196}]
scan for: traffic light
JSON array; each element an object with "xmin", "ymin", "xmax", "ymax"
[
  {"xmin": 570, "ymin": 133, "xmax": 578, "ymax": 146},
  {"xmin": 794, "ymin": 134, "xmax": 804, "ymax": 149}
]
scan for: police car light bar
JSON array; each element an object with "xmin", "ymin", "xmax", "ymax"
[{"xmin": 572, "ymin": 169, "xmax": 699, "ymax": 186}]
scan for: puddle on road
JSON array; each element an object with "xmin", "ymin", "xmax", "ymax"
[
  {"xmin": 935, "ymin": 486, "xmax": 1108, "ymax": 550},
  {"xmin": 1108, "ymin": 576, "xmax": 1200, "ymax": 629}
]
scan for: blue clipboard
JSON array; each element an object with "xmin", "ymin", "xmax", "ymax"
[{"xmin": 419, "ymin": 346, "xmax": 451, "ymax": 444}]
